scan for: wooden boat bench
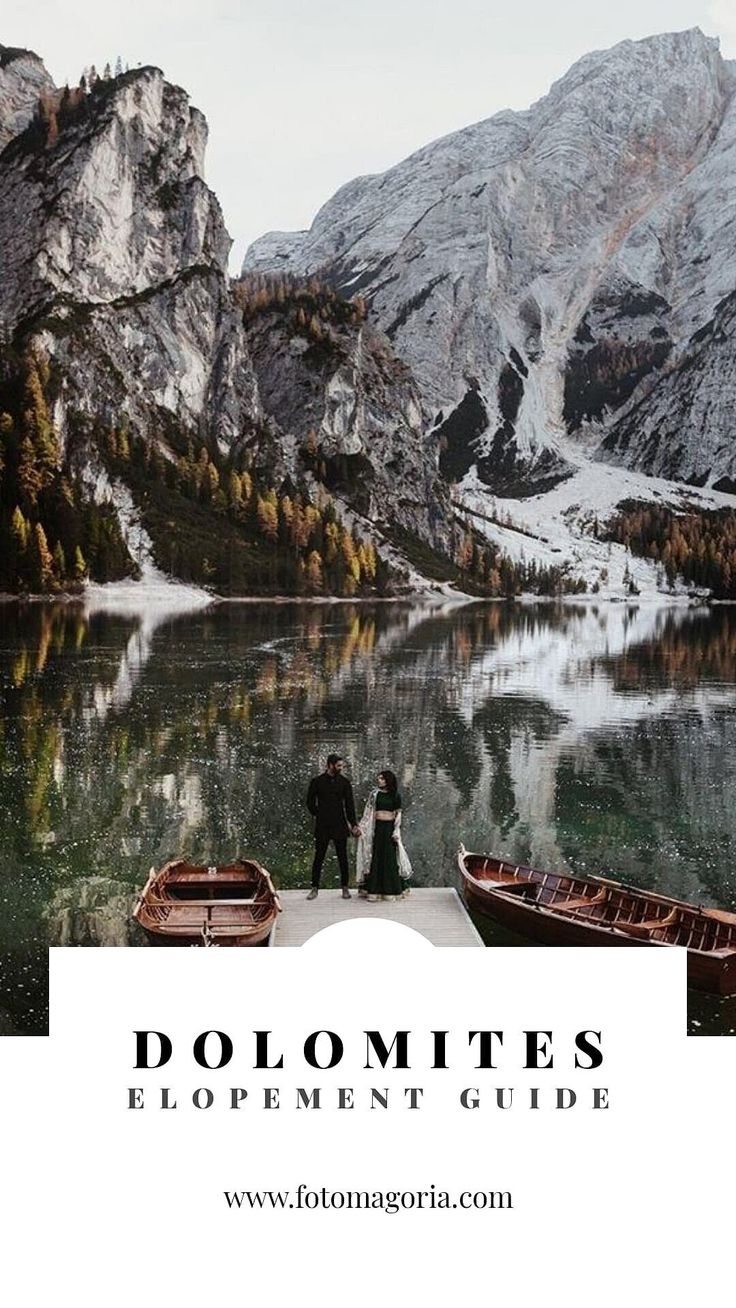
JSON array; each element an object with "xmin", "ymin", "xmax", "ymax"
[
  {"xmin": 493, "ymin": 878, "xmax": 536, "ymax": 896},
  {"xmin": 702, "ymin": 907, "xmax": 736, "ymax": 927},
  {"xmin": 545, "ymin": 888, "xmax": 607, "ymax": 913},
  {"xmin": 615, "ymin": 909, "xmax": 678, "ymax": 935},
  {"xmin": 162, "ymin": 905, "xmax": 258, "ymax": 925},
  {"xmin": 161, "ymin": 897, "xmax": 259, "ymax": 907}
]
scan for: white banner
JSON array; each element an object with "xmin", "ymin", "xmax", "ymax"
[{"xmin": 2, "ymin": 923, "xmax": 733, "ymax": 1304}]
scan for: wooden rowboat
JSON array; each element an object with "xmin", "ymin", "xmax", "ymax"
[
  {"xmin": 458, "ymin": 846, "xmax": 736, "ymax": 996},
  {"xmin": 133, "ymin": 859, "xmax": 282, "ymax": 947}
]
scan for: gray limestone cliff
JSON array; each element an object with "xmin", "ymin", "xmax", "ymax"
[
  {"xmin": 0, "ymin": 61, "xmax": 259, "ymax": 447},
  {"xmin": 245, "ymin": 28, "xmax": 736, "ymax": 496},
  {"xmin": 0, "ymin": 45, "xmax": 53, "ymax": 148},
  {"xmin": 0, "ymin": 50, "xmax": 447, "ymax": 579}
]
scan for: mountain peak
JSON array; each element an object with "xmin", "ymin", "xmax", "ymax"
[
  {"xmin": 0, "ymin": 43, "xmax": 45, "ymax": 70},
  {"xmin": 536, "ymin": 26, "xmax": 728, "ymax": 118},
  {"xmin": 0, "ymin": 40, "xmax": 54, "ymax": 149}
]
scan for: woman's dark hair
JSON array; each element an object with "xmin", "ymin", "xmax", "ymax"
[{"xmin": 379, "ymin": 769, "xmax": 398, "ymax": 797}]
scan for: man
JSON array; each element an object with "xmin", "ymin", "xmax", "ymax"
[{"xmin": 306, "ymin": 753, "xmax": 360, "ymax": 900}]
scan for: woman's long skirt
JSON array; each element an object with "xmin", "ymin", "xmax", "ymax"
[{"xmin": 362, "ymin": 822, "xmax": 408, "ymax": 901}]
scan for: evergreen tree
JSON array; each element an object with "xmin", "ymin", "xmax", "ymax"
[
  {"xmin": 0, "ymin": 411, "xmax": 10, "ymax": 491},
  {"xmin": 16, "ymin": 436, "xmax": 42, "ymax": 511},
  {"xmin": 306, "ymin": 550, "xmax": 323, "ymax": 592},
  {"xmin": 73, "ymin": 546, "xmax": 87, "ymax": 581},
  {"xmin": 8, "ymin": 506, "xmax": 29, "ymax": 584},
  {"xmin": 23, "ymin": 353, "xmax": 57, "ymax": 474},
  {"xmin": 53, "ymin": 540, "xmax": 66, "ymax": 582},
  {"xmin": 28, "ymin": 523, "xmax": 54, "ymax": 592},
  {"xmin": 257, "ymin": 492, "xmax": 278, "ymax": 543}
]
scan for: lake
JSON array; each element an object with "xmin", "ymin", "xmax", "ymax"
[{"xmin": 1, "ymin": 596, "xmax": 735, "ymax": 1036}]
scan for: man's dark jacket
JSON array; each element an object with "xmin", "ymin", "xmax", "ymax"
[{"xmin": 306, "ymin": 772, "xmax": 357, "ymax": 839}]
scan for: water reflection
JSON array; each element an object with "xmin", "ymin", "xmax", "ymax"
[{"xmin": 1, "ymin": 598, "xmax": 736, "ymax": 1035}]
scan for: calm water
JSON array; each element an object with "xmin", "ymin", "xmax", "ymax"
[{"xmin": 1, "ymin": 597, "xmax": 735, "ymax": 1036}]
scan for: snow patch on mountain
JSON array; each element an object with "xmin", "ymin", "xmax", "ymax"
[{"xmin": 455, "ymin": 455, "xmax": 736, "ymax": 598}]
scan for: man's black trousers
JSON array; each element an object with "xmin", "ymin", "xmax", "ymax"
[{"xmin": 311, "ymin": 833, "xmax": 349, "ymax": 888}]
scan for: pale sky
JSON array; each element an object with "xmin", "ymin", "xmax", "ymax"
[{"xmin": 4, "ymin": 1, "xmax": 736, "ymax": 269}]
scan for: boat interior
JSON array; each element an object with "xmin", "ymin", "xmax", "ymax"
[
  {"xmin": 464, "ymin": 855, "xmax": 736, "ymax": 956},
  {"xmin": 139, "ymin": 862, "xmax": 275, "ymax": 932},
  {"xmin": 159, "ymin": 862, "xmax": 269, "ymax": 898}
]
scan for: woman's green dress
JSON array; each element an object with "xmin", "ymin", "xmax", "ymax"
[{"xmin": 363, "ymin": 791, "xmax": 407, "ymax": 901}]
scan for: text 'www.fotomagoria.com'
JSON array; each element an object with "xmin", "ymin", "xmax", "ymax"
[{"xmin": 223, "ymin": 1185, "xmax": 514, "ymax": 1214}]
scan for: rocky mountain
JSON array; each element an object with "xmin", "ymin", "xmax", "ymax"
[
  {"xmin": 245, "ymin": 28, "xmax": 736, "ymax": 500},
  {"xmin": 3, "ymin": 32, "xmax": 736, "ymax": 601},
  {"xmin": 237, "ymin": 280, "xmax": 445, "ymax": 544},
  {"xmin": 0, "ymin": 45, "xmax": 53, "ymax": 148},
  {"xmin": 0, "ymin": 54, "xmax": 259, "ymax": 446},
  {"xmin": 0, "ymin": 44, "xmax": 457, "ymax": 596}
]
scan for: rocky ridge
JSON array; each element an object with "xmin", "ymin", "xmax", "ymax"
[
  {"xmin": 0, "ymin": 45, "xmax": 452, "ymax": 591},
  {"xmin": 245, "ymin": 29, "xmax": 736, "ymax": 504},
  {"xmin": 0, "ymin": 59, "xmax": 259, "ymax": 448},
  {"xmin": 0, "ymin": 45, "xmax": 53, "ymax": 149}
]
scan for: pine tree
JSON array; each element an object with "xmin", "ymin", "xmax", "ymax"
[
  {"xmin": 16, "ymin": 436, "xmax": 42, "ymax": 511},
  {"xmin": 358, "ymin": 542, "xmax": 377, "ymax": 583},
  {"xmin": 341, "ymin": 527, "xmax": 358, "ymax": 574},
  {"xmin": 23, "ymin": 354, "xmax": 57, "ymax": 474},
  {"xmin": 257, "ymin": 494, "xmax": 278, "ymax": 543},
  {"xmin": 8, "ymin": 506, "xmax": 29, "ymax": 585},
  {"xmin": 0, "ymin": 411, "xmax": 10, "ymax": 491},
  {"xmin": 280, "ymin": 495, "xmax": 294, "ymax": 537},
  {"xmin": 457, "ymin": 531, "xmax": 474, "ymax": 572},
  {"xmin": 117, "ymin": 426, "xmax": 131, "ymax": 460},
  {"xmin": 73, "ymin": 546, "xmax": 87, "ymax": 581},
  {"xmin": 53, "ymin": 540, "xmax": 66, "ymax": 582},
  {"xmin": 306, "ymin": 550, "xmax": 323, "ymax": 592},
  {"xmin": 28, "ymin": 523, "xmax": 54, "ymax": 592},
  {"xmin": 325, "ymin": 520, "xmax": 339, "ymax": 565},
  {"xmin": 46, "ymin": 109, "xmax": 60, "ymax": 151},
  {"xmin": 204, "ymin": 462, "xmax": 220, "ymax": 501},
  {"xmin": 227, "ymin": 470, "xmax": 243, "ymax": 514}
]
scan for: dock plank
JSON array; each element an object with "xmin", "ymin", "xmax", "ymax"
[{"xmin": 271, "ymin": 888, "xmax": 484, "ymax": 947}]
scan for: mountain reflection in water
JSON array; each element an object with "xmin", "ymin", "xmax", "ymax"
[{"xmin": 1, "ymin": 598, "xmax": 735, "ymax": 1036}]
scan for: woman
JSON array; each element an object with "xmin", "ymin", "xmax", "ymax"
[{"xmin": 356, "ymin": 770, "xmax": 412, "ymax": 901}]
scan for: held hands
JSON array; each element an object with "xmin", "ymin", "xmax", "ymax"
[{"xmin": 352, "ymin": 825, "xmax": 362, "ymax": 838}]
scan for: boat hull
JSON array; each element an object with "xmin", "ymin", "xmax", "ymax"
[
  {"xmin": 460, "ymin": 854, "xmax": 736, "ymax": 997},
  {"xmin": 140, "ymin": 921, "xmax": 274, "ymax": 948}
]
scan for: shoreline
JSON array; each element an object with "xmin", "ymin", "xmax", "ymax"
[{"xmin": 0, "ymin": 587, "xmax": 723, "ymax": 608}]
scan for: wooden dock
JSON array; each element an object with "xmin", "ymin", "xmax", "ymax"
[{"xmin": 271, "ymin": 888, "xmax": 484, "ymax": 947}]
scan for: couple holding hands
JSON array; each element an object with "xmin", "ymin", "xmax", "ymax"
[{"xmin": 305, "ymin": 753, "xmax": 412, "ymax": 902}]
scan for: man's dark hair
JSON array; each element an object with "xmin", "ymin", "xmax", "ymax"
[{"xmin": 326, "ymin": 753, "xmax": 342, "ymax": 767}]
